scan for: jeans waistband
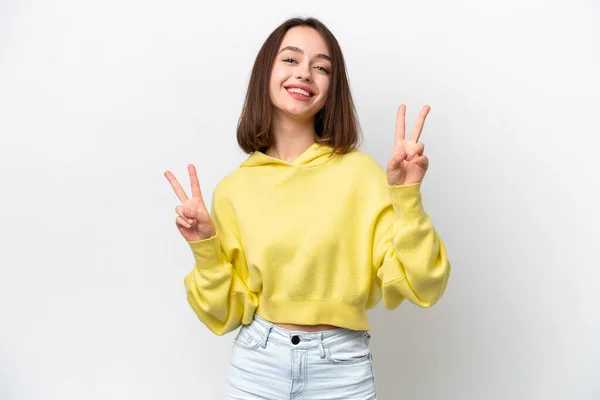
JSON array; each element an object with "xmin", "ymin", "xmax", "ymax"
[{"xmin": 244, "ymin": 313, "xmax": 368, "ymax": 350}]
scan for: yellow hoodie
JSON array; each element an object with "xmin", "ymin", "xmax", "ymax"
[{"xmin": 183, "ymin": 142, "xmax": 451, "ymax": 335}]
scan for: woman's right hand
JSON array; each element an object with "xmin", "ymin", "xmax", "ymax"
[{"xmin": 164, "ymin": 164, "xmax": 216, "ymax": 242}]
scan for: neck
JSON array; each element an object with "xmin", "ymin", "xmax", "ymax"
[{"xmin": 266, "ymin": 111, "xmax": 317, "ymax": 163}]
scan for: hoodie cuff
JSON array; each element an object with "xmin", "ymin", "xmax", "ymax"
[
  {"xmin": 187, "ymin": 233, "xmax": 224, "ymax": 268},
  {"xmin": 387, "ymin": 181, "xmax": 426, "ymax": 217}
]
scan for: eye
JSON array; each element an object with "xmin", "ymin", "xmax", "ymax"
[
  {"xmin": 283, "ymin": 58, "xmax": 297, "ymax": 64},
  {"xmin": 315, "ymin": 66, "xmax": 330, "ymax": 74}
]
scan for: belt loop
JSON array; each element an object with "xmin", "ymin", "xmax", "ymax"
[
  {"xmin": 261, "ymin": 326, "xmax": 272, "ymax": 348},
  {"xmin": 318, "ymin": 332, "xmax": 326, "ymax": 359}
]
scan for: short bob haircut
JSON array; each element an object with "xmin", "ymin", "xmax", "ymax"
[{"xmin": 236, "ymin": 17, "xmax": 362, "ymax": 155}]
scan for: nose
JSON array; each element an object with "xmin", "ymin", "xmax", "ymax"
[{"xmin": 295, "ymin": 63, "xmax": 312, "ymax": 82}]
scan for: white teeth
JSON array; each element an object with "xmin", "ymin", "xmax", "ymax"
[{"xmin": 287, "ymin": 87, "xmax": 311, "ymax": 97}]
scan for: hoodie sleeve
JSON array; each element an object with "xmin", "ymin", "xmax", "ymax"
[
  {"xmin": 183, "ymin": 184, "xmax": 258, "ymax": 336},
  {"xmin": 371, "ymin": 176, "xmax": 451, "ymax": 309}
]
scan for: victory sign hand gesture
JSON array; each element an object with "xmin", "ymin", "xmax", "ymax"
[
  {"xmin": 164, "ymin": 164, "xmax": 216, "ymax": 242},
  {"xmin": 386, "ymin": 104, "xmax": 431, "ymax": 186}
]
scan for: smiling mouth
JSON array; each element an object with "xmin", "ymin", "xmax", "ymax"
[{"xmin": 285, "ymin": 87, "xmax": 314, "ymax": 97}]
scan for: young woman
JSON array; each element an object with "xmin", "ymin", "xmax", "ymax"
[{"xmin": 164, "ymin": 17, "xmax": 450, "ymax": 399}]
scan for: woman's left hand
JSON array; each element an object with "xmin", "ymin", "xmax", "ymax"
[{"xmin": 386, "ymin": 104, "xmax": 431, "ymax": 186}]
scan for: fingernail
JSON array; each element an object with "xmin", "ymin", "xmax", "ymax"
[
  {"xmin": 406, "ymin": 153, "xmax": 414, "ymax": 161},
  {"xmin": 188, "ymin": 219, "xmax": 194, "ymax": 224}
]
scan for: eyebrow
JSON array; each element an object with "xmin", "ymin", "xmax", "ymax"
[{"xmin": 278, "ymin": 45, "xmax": 332, "ymax": 62}]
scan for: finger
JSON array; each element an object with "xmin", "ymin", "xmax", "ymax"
[
  {"xmin": 406, "ymin": 142, "xmax": 425, "ymax": 161},
  {"xmin": 409, "ymin": 105, "xmax": 431, "ymax": 143},
  {"xmin": 390, "ymin": 148, "xmax": 408, "ymax": 167},
  {"xmin": 412, "ymin": 154, "xmax": 430, "ymax": 170},
  {"xmin": 175, "ymin": 206, "xmax": 195, "ymax": 225},
  {"xmin": 176, "ymin": 216, "xmax": 192, "ymax": 229},
  {"xmin": 395, "ymin": 104, "xmax": 406, "ymax": 142},
  {"xmin": 188, "ymin": 165, "xmax": 205, "ymax": 205},
  {"xmin": 164, "ymin": 170, "xmax": 189, "ymax": 203}
]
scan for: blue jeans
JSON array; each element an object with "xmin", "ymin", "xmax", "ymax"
[{"xmin": 226, "ymin": 314, "xmax": 377, "ymax": 399}]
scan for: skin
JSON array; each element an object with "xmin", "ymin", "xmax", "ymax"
[{"xmin": 163, "ymin": 26, "xmax": 432, "ymax": 333}]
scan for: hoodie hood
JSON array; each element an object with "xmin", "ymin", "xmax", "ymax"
[{"xmin": 241, "ymin": 142, "xmax": 336, "ymax": 168}]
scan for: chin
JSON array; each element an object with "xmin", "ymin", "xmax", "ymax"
[
  {"xmin": 283, "ymin": 108, "xmax": 319, "ymax": 120},
  {"xmin": 272, "ymin": 102, "xmax": 316, "ymax": 120},
  {"xmin": 271, "ymin": 90, "xmax": 323, "ymax": 118}
]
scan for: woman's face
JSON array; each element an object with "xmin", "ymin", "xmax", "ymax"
[{"xmin": 269, "ymin": 26, "xmax": 332, "ymax": 121}]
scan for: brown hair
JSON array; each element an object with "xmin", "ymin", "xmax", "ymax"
[{"xmin": 236, "ymin": 17, "xmax": 362, "ymax": 155}]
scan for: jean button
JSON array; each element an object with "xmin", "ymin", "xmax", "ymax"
[{"xmin": 291, "ymin": 335, "xmax": 300, "ymax": 345}]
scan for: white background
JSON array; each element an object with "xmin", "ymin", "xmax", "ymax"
[{"xmin": 1, "ymin": 0, "xmax": 599, "ymax": 399}]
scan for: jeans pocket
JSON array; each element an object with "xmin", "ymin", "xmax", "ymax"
[
  {"xmin": 325, "ymin": 331, "xmax": 371, "ymax": 365},
  {"xmin": 233, "ymin": 325, "xmax": 263, "ymax": 350}
]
